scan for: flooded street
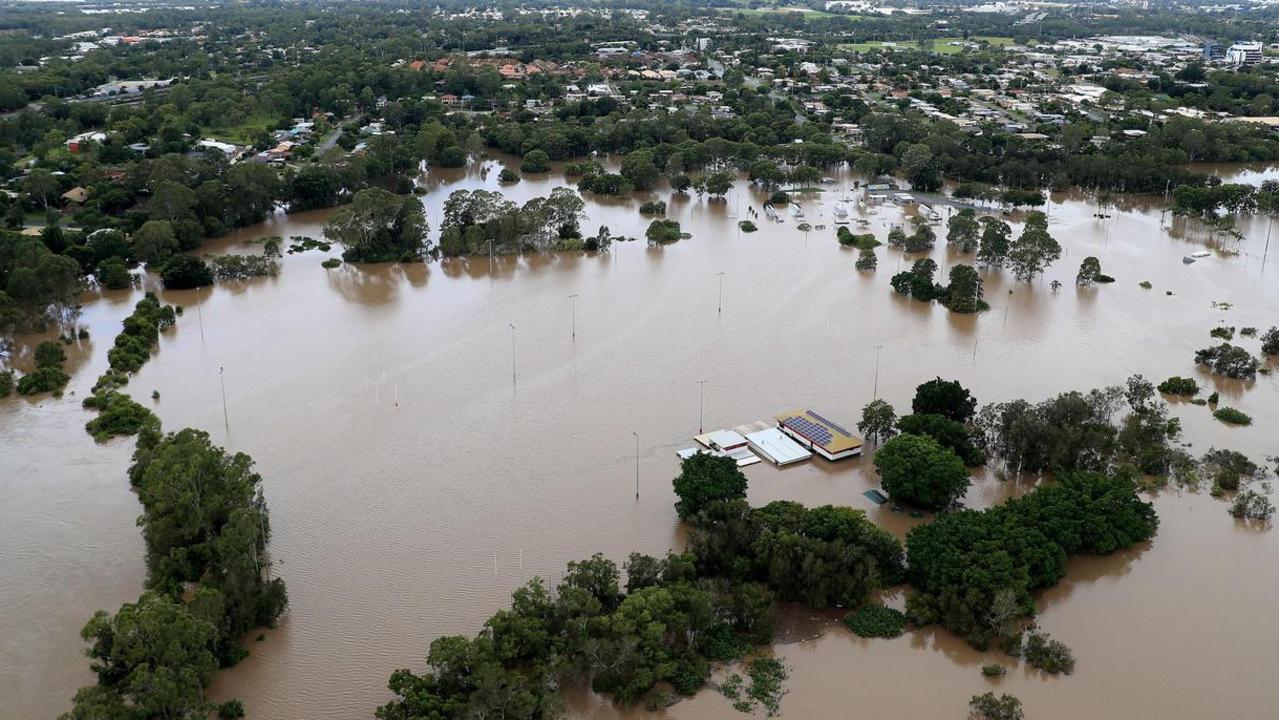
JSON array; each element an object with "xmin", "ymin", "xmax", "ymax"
[{"xmin": 2, "ymin": 159, "xmax": 1277, "ymax": 720}]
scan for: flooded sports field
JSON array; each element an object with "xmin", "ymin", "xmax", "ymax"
[{"xmin": 2, "ymin": 159, "xmax": 1277, "ymax": 719}]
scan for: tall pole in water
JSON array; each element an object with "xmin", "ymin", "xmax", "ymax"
[
  {"xmin": 696, "ymin": 379, "xmax": 708, "ymax": 433},
  {"xmin": 508, "ymin": 323, "xmax": 516, "ymax": 386},
  {"xmin": 873, "ymin": 345, "xmax": 883, "ymax": 400},
  {"xmin": 219, "ymin": 366, "xmax": 229, "ymax": 430},
  {"xmin": 568, "ymin": 293, "xmax": 578, "ymax": 339},
  {"xmin": 632, "ymin": 431, "xmax": 639, "ymax": 498},
  {"xmin": 715, "ymin": 271, "xmax": 725, "ymax": 315}
]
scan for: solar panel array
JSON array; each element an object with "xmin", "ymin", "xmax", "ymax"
[
  {"xmin": 805, "ymin": 410, "xmax": 853, "ymax": 437},
  {"xmin": 782, "ymin": 415, "xmax": 834, "ymax": 446}
]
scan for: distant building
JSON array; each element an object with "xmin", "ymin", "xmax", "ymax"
[
  {"xmin": 1226, "ymin": 42, "xmax": 1263, "ymax": 67},
  {"xmin": 695, "ymin": 37, "xmax": 711, "ymax": 52},
  {"xmin": 1203, "ymin": 41, "xmax": 1224, "ymax": 61}
]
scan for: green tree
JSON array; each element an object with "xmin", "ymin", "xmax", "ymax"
[
  {"xmin": 858, "ymin": 399, "xmax": 897, "ymax": 445},
  {"xmin": 1008, "ymin": 216, "xmax": 1061, "ymax": 282},
  {"xmin": 943, "ymin": 264, "xmax": 983, "ymax": 314},
  {"xmin": 947, "ymin": 209, "xmax": 980, "ymax": 253},
  {"xmin": 324, "ymin": 188, "xmax": 429, "ymax": 262},
  {"xmin": 97, "ymin": 257, "xmax": 132, "ymax": 290},
  {"xmin": 160, "ymin": 256, "xmax": 214, "ymax": 289},
  {"xmin": 672, "ymin": 453, "xmax": 748, "ymax": 520},
  {"xmin": 133, "ymin": 220, "xmax": 179, "ymax": 266},
  {"xmin": 913, "ymin": 377, "xmax": 977, "ymax": 422},
  {"xmin": 977, "ymin": 218, "xmax": 1011, "ymax": 268},
  {"xmin": 519, "ymin": 150, "xmax": 550, "ymax": 173},
  {"xmin": 874, "ymin": 433, "xmax": 970, "ymax": 511},
  {"xmin": 620, "ymin": 150, "xmax": 660, "ymax": 191}
]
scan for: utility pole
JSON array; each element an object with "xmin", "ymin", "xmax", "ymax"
[
  {"xmin": 873, "ymin": 345, "xmax": 883, "ymax": 400},
  {"xmin": 508, "ymin": 323, "xmax": 516, "ymax": 386},
  {"xmin": 696, "ymin": 379, "xmax": 708, "ymax": 432},
  {"xmin": 194, "ymin": 285, "xmax": 205, "ymax": 342},
  {"xmin": 715, "ymin": 271, "xmax": 725, "ymax": 315},
  {"xmin": 568, "ymin": 293, "xmax": 579, "ymax": 339},
  {"xmin": 219, "ymin": 366, "xmax": 229, "ymax": 430},
  {"xmin": 632, "ymin": 431, "xmax": 639, "ymax": 498}
]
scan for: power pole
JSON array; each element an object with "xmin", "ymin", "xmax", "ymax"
[
  {"xmin": 568, "ymin": 293, "xmax": 579, "ymax": 339},
  {"xmin": 508, "ymin": 323, "xmax": 516, "ymax": 386},
  {"xmin": 873, "ymin": 345, "xmax": 883, "ymax": 400},
  {"xmin": 219, "ymin": 366, "xmax": 229, "ymax": 430},
  {"xmin": 632, "ymin": 432, "xmax": 639, "ymax": 498},
  {"xmin": 715, "ymin": 271, "xmax": 725, "ymax": 315},
  {"xmin": 696, "ymin": 379, "xmax": 708, "ymax": 433}
]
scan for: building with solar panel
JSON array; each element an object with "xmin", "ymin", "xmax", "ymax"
[{"xmin": 774, "ymin": 409, "xmax": 864, "ymax": 461}]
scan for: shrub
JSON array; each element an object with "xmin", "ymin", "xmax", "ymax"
[
  {"xmin": 160, "ymin": 255, "xmax": 214, "ymax": 289},
  {"xmin": 217, "ymin": 700, "xmax": 245, "ymax": 720},
  {"xmin": 1212, "ymin": 407, "xmax": 1252, "ymax": 426},
  {"xmin": 768, "ymin": 190, "xmax": 790, "ymax": 205},
  {"xmin": 207, "ymin": 255, "xmax": 279, "ymax": 281},
  {"xmin": 17, "ymin": 366, "xmax": 70, "ymax": 395},
  {"xmin": 1194, "ymin": 343, "xmax": 1259, "ymax": 379},
  {"xmin": 97, "ymin": 256, "xmax": 133, "ymax": 290},
  {"xmin": 969, "ymin": 692, "xmax": 1024, "ymax": 720},
  {"xmin": 1139, "ymin": 280, "xmax": 1152, "ymax": 289},
  {"xmin": 739, "ymin": 220, "xmax": 758, "ymax": 232},
  {"xmin": 84, "ymin": 392, "xmax": 160, "ymax": 441},
  {"xmin": 34, "ymin": 340, "xmax": 66, "ymax": 368},
  {"xmin": 1157, "ymin": 376, "xmax": 1198, "ymax": 396},
  {"xmin": 1210, "ymin": 326, "xmax": 1235, "ymax": 340},
  {"xmin": 639, "ymin": 200, "xmax": 666, "ymax": 215},
  {"xmin": 1262, "ymin": 326, "xmax": 1279, "ymax": 356},
  {"xmin": 0, "ymin": 370, "xmax": 12, "ymax": 398},
  {"xmin": 497, "ymin": 168, "xmax": 519, "ymax": 183},
  {"xmin": 321, "ymin": 258, "xmax": 342, "ymax": 269},
  {"xmin": 645, "ymin": 218, "xmax": 684, "ymax": 245},
  {"xmin": 856, "ymin": 247, "xmax": 877, "ymax": 271},
  {"xmin": 844, "ymin": 604, "xmax": 907, "ymax": 638},
  {"xmin": 1022, "ymin": 629, "xmax": 1075, "ymax": 675},
  {"xmin": 981, "ymin": 664, "xmax": 1007, "ymax": 677},
  {"xmin": 1229, "ymin": 488, "xmax": 1276, "ymax": 521}
]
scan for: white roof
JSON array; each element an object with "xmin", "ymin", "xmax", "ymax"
[
  {"xmin": 746, "ymin": 428, "xmax": 812, "ymax": 466},
  {"xmin": 707, "ymin": 429, "xmax": 747, "ymax": 450}
]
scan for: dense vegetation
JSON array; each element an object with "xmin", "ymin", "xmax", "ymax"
[{"xmin": 63, "ymin": 428, "xmax": 287, "ymax": 719}]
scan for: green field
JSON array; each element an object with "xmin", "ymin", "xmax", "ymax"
[
  {"xmin": 840, "ymin": 36, "xmax": 1017, "ymax": 55},
  {"xmin": 201, "ymin": 111, "xmax": 281, "ymax": 145},
  {"xmin": 724, "ymin": 6, "xmax": 848, "ymax": 20}
]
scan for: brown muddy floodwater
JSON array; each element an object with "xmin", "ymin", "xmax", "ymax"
[{"xmin": 2, "ymin": 158, "xmax": 1278, "ymax": 720}]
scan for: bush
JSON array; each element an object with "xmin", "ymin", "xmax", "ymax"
[
  {"xmin": 1139, "ymin": 280, "xmax": 1152, "ymax": 289},
  {"xmin": 217, "ymin": 700, "xmax": 245, "ymax": 720},
  {"xmin": 768, "ymin": 190, "xmax": 790, "ymax": 205},
  {"xmin": 321, "ymin": 258, "xmax": 342, "ymax": 269},
  {"xmin": 874, "ymin": 433, "xmax": 971, "ymax": 510},
  {"xmin": 34, "ymin": 340, "xmax": 66, "ymax": 368},
  {"xmin": 17, "ymin": 366, "xmax": 70, "ymax": 395},
  {"xmin": 207, "ymin": 255, "xmax": 279, "ymax": 281},
  {"xmin": 519, "ymin": 149, "xmax": 551, "ymax": 173},
  {"xmin": 0, "ymin": 370, "xmax": 12, "ymax": 398},
  {"xmin": 639, "ymin": 200, "xmax": 666, "ymax": 215},
  {"xmin": 161, "ymin": 255, "xmax": 214, "ymax": 289},
  {"xmin": 497, "ymin": 168, "xmax": 519, "ymax": 183},
  {"xmin": 645, "ymin": 218, "xmax": 684, "ymax": 245},
  {"xmin": 838, "ymin": 226, "xmax": 880, "ymax": 249},
  {"xmin": 856, "ymin": 247, "xmax": 877, "ymax": 271},
  {"xmin": 844, "ymin": 604, "xmax": 907, "ymax": 638},
  {"xmin": 1262, "ymin": 326, "xmax": 1279, "ymax": 356},
  {"xmin": 1212, "ymin": 407, "xmax": 1252, "ymax": 426},
  {"xmin": 1210, "ymin": 326, "xmax": 1235, "ymax": 340},
  {"xmin": 969, "ymin": 692, "xmax": 1024, "ymax": 720},
  {"xmin": 1229, "ymin": 488, "xmax": 1276, "ymax": 521},
  {"xmin": 1194, "ymin": 343, "xmax": 1259, "ymax": 379},
  {"xmin": 1022, "ymin": 629, "xmax": 1075, "ymax": 674},
  {"xmin": 84, "ymin": 392, "xmax": 160, "ymax": 441},
  {"xmin": 97, "ymin": 256, "xmax": 133, "ymax": 289},
  {"xmin": 981, "ymin": 664, "xmax": 1007, "ymax": 677},
  {"xmin": 1157, "ymin": 376, "xmax": 1199, "ymax": 396},
  {"xmin": 739, "ymin": 220, "xmax": 758, "ymax": 232}
]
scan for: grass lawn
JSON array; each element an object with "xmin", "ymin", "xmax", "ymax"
[
  {"xmin": 840, "ymin": 36, "xmax": 1017, "ymax": 55},
  {"xmin": 201, "ymin": 112, "xmax": 282, "ymax": 145},
  {"xmin": 725, "ymin": 7, "xmax": 847, "ymax": 20}
]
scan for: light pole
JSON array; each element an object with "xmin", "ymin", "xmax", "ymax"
[
  {"xmin": 715, "ymin": 271, "xmax": 725, "ymax": 315},
  {"xmin": 219, "ymin": 366, "xmax": 229, "ymax": 430},
  {"xmin": 568, "ymin": 293, "xmax": 578, "ymax": 339},
  {"xmin": 873, "ymin": 345, "xmax": 883, "ymax": 400},
  {"xmin": 508, "ymin": 323, "xmax": 516, "ymax": 386},
  {"xmin": 632, "ymin": 431, "xmax": 639, "ymax": 498},
  {"xmin": 696, "ymin": 379, "xmax": 708, "ymax": 432}
]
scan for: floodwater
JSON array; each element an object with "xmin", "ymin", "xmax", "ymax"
[{"xmin": 2, "ymin": 158, "xmax": 1278, "ymax": 720}]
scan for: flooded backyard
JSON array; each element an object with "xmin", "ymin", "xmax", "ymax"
[{"xmin": 2, "ymin": 159, "xmax": 1277, "ymax": 719}]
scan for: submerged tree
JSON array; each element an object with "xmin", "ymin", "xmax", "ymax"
[
  {"xmin": 946, "ymin": 209, "xmax": 980, "ymax": 253},
  {"xmin": 858, "ymin": 399, "xmax": 897, "ymax": 445},
  {"xmin": 976, "ymin": 217, "xmax": 1011, "ymax": 268},
  {"xmin": 942, "ymin": 264, "xmax": 984, "ymax": 313},
  {"xmin": 323, "ymin": 188, "xmax": 429, "ymax": 263},
  {"xmin": 1008, "ymin": 212, "xmax": 1061, "ymax": 281}
]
